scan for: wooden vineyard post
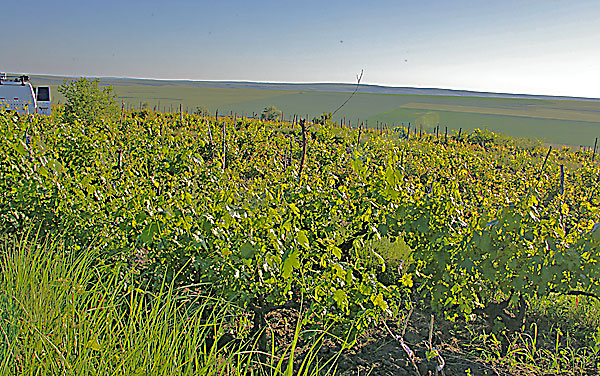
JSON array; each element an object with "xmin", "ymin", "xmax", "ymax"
[
  {"xmin": 444, "ymin": 127, "xmax": 448, "ymax": 144},
  {"xmin": 180, "ymin": 104, "xmax": 183, "ymax": 122},
  {"xmin": 288, "ymin": 134, "xmax": 293, "ymax": 168},
  {"xmin": 407, "ymin": 123, "xmax": 411, "ymax": 140},
  {"xmin": 120, "ymin": 100, "xmax": 124, "ymax": 127},
  {"xmin": 538, "ymin": 147, "xmax": 552, "ymax": 180},
  {"xmin": 222, "ymin": 121, "xmax": 226, "ymax": 172},
  {"xmin": 458, "ymin": 127, "xmax": 462, "ymax": 142},
  {"xmin": 560, "ymin": 164, "xmax": 565, "ymax": 195},
  {"xmin": 358, "ymin": 122, "xmax": 363, "ymax": 145},
  {"xmin": 298, "ymin": 119, "xmax": 308, "ymax": 182},
  {"xmin": 117, "ymin": 149, "xmax": 123, "ymax": 170},
  {"xmin": 206, "ymin": 116, "xmax": 213, "ymax": 146},
  {"xmin": 593, "ymin": 137, "xmax": 598, "ymax": 162},
  {"xmin": 559, "ymin": 164, "xmax": 565, "ymax": 229}
]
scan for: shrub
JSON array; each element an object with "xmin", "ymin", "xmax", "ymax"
[{"xmin": 58, "ymin": 77, "xmax": 118, "ymax": 124}]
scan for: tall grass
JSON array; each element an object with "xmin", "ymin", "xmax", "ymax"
[{"xmin": 0, "ymin": 233, "xmax": 339, "ymax": 375}]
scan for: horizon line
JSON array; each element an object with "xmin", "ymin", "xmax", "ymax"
[{"xmin": 20, "ymin": 71, "xmax": 600, "ymax": 101}]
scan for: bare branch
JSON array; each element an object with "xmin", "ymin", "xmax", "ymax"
[{"xmin": 332, "ymin": 69, "xmax": 364, "ymax": 117}]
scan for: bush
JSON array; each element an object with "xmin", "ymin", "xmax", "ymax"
[
  {"xmin": 58, "ymin": 77, "xmax": 118, "ymax": 124},
  {"xmin": 261, "ymin": 105, "xmax": 282, "ymax": 121}
]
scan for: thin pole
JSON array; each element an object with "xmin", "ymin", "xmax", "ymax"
[{"xmin": 222, "ymin": 121, "xmax": 226, "ymax": 171}]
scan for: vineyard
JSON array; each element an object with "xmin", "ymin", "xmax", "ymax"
[{"xmin": 1, "ymin": 84, "xmax": 600, "ymax": 375}]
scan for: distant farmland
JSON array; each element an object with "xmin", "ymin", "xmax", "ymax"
[{"xmin": 34, "ymin": 75, "xmax": 600, "ymax": 146}]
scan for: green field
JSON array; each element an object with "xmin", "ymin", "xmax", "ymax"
[{"xmin": 36, "ymin": 75, "xmax": 600, "ymax": 146}]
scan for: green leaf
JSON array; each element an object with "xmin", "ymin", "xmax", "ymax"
[
  {"xmin": 345, "ymin": 269, "xmax": 353, "ymax": 285},
  {"xmin": 283, "ymin": 253, "xmax": 300, "ymax": 279},
  {"xmin": 38, "ymin": 166, "xmax": 49, "ymax": 178},
  {"xmin": 139, "ymin": 222, "xmax": 157, "ymax": 244},
  {"xmin": 331, "ymin": 246, "xmax": 342, "ymax": 259},
  {"xmin": 14, "ymin": 140, "xmax": 27, "ymax": 156},
  {"xmin": 370, "ymin": 292, "xmax": 388, "ymax": 312},
  {"xmin": 385, "ymin": 167, "xmax": 396, "ymax": 186},
  {"xmin": 87, "ymin": 338, "xmax": 101, "ymax": 351},
  {"xmin": 359, "ymin": 283, "xmax": 372, "ymax": 296},
  {"xmin": 240, "ymin": 242, "xmax": 255, "ymax": 259},
  {"xmin": 399, "ymin": 273, "xmax": 413, "ymax": 287},
  {"xmin": 296, "ymin": 230, "xmax": 310, "ymax": 249},
  {"xmin": 333, "ymin": 289, "xmax": 348, "ymax": 310}
]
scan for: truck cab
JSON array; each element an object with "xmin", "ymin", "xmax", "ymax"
[{"xmin": 0, "ymin": 73, "xmax": 51, "ymax": 115}]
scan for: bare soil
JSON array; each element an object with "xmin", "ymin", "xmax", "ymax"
[{"xmin": 267, "ymin": 307, "xmax": 503, "ymax": 376}]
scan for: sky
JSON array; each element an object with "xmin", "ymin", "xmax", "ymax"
[{"xmin": 2, "ymin": 0, "xmax": 599, "ymax": 98}]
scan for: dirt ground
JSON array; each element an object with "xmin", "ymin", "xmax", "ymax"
[{"xmin": 267, "ymin": 307, "xmax": 503, "ymax": 376}]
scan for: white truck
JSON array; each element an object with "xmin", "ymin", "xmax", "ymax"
[{"xmin": 0, "ymin": 73, "xmax": 51, "ymax": 115}]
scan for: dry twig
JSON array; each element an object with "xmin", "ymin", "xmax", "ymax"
[{"xmin": 332, "ymin": 70, "xmax": 364, "ymax": 117}]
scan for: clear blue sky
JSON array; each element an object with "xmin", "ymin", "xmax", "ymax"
[{"xmin": 2, "ymin": 0, "xmax": 599, "ymax": 98}]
